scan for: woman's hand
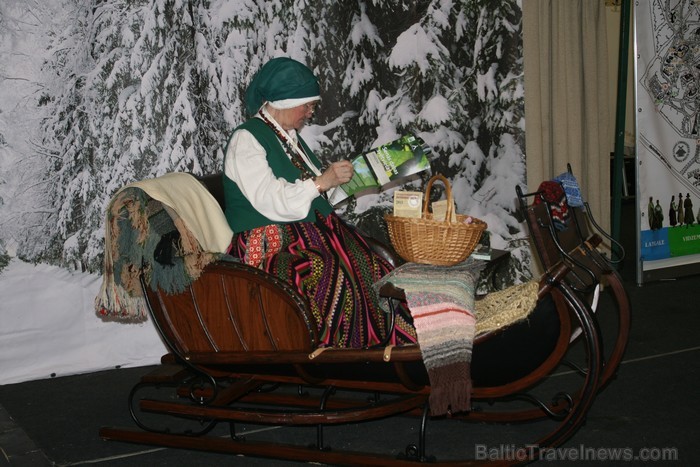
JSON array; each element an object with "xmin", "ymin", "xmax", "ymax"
[{"xmin": 314, "ymin": 160, "xmax": 354, "ymax": 192}]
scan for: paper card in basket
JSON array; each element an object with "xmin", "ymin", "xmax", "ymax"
[
  {"xmin": 431, "ymin": 199, "xmax": 457, "ymax": 222},
  {"xmin": 393, "ymin": 191, "xmax": 423, "ymax": 218}
]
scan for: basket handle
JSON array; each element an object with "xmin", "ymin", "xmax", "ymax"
[{"xmin": 423, "ymin": 173, "xmax": 454, "ymax": 224}]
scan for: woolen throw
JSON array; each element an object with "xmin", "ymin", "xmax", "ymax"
[{"xmin": 375, "ymin": 259, "xmax": 484, "ymax": 416}]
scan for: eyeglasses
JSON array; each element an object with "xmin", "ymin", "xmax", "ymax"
[{"xmin": 303, "ymin": 102, "xmax": 319, "ymax": 114}]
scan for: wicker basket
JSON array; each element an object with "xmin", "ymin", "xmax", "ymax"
[{"xmin": 384, "ymin": 174, "xmax": 487, "ymax": 266}]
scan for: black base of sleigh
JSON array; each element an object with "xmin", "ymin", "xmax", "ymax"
[{"xmin": 99, "ymin": 172, "xmax": 630, "ymax": 466}]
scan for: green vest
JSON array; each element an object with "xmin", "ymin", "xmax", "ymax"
[{"xmin": 223, "ymin": 119, "xmax": 333, "ymax": 233}]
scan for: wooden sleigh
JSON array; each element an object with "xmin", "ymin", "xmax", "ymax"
[{"xmin": 99, "ymin": 172, "xmax": 631, "ymax": 465}]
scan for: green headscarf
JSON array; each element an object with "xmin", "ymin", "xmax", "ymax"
[{"xmin": 244, "ymin": 57, "xmax": 320, "ymax": 116}]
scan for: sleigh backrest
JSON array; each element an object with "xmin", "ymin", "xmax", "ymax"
[
  {"xmin": 523, "ymin": 199, "xmax": 605, "ymax": 294},
  {"xmin": 197, "ymin": 173, "xmax": 226, "ymax": 210}
]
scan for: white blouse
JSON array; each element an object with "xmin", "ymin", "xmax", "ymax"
[{"xmin": 224, "ymin": 113, "xmax": 323, "ymax": 222}]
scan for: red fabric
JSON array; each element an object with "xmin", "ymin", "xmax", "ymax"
[{"xmin": 534, "ymin": 181, "xmax": 569, "ymax": 230}]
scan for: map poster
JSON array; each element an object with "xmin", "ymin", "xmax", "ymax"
[{"xmin": 635, "ymin": 0, "xmax": 700, "ymax": 283}]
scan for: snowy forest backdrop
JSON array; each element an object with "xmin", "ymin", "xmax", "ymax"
[{"xmin": 0, "ymin": 0, "xmax": 531, "ymax": 284}]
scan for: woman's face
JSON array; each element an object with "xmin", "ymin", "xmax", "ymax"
[{"xmin": 271, "ymin": 102, "xmax": 317, "ymax": 131}]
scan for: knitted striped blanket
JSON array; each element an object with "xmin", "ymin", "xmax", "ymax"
[{"xmin": 375, "ymin": 259, "xmax": 484, "ymax": 416}]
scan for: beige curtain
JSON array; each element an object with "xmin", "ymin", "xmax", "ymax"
[{"xmin": 523, "ymin": 0, "xmax": 611, "ymax": 236}]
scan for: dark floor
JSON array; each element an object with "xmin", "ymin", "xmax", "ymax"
[{"xmin": 1, "ymin": 202, "xmax": 698, "ymax": 466}]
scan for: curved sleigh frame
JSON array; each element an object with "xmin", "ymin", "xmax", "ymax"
[
  {"xmin": 99, "ymin": 173, "xmax": 630, "ymax": 465},
  {"xmin": 515, "ymin": 165, "xmax": 631, "ymax": 392}
]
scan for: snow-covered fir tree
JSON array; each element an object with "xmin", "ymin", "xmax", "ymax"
[
  {"xmin": 448, "ymin": 0, "xmax": 530, "ymax": 283},
  {"xmin": 326, "ymin": 0, "xmax": 529, "ymax": 285},
  {"xmin": 4, "ymin": 0, "xmax": 529, "ymax": 283},
  {"xmin": 0, "ymin": 0, "xmax": 66, "ymax": 264}
]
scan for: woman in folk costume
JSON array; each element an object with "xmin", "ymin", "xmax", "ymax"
[
  {"xmin": 669, "ymin": 195, "xmax": 677, "ymax": 227},
  {"xmin": 654, "ymin": 200, "xmax": 664, "ymax": 229},
  {"xmin": 684, "ymin": 193, "xmax": 695, "ymax": 227},
  {"xmin": 222, "ymin": 57, "xmax": 416, "ymax": 348},
  {"xmin": 647, "ymin": 197, "xmax": 655, "ymax": 230}
]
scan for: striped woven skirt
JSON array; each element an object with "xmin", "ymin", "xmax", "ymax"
[{"xmin": 231, "ymin": 212, "xmax": 417, "ymax": 348}]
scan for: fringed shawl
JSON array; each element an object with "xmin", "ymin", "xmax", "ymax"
[{"xmin": 95, "ymin": 173, "xmax": 233, "ymax": 321}]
